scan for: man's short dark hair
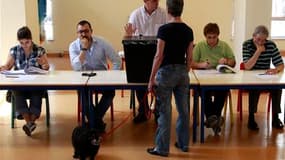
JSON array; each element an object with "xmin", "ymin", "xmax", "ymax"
[
  {"xmin": 77, "ymin": 20, "xmax": 92, "ymax": 29},
  {"xmin": 167, "ymin": 0, "xmax": 184, "ymax": 17},
  {"xmin": 17, "ymin": 26, "xmax": 32, "ymax": 40},
  {"xmin": 203, "ymin": 23, "xmax": 220, "ymax": 36}
]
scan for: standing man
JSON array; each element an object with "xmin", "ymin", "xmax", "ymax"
[
  {"xmin": 124, "ymin": 0, "xmax": 167, "ymax": 123},
  {"xmin": 242, "ymin": 25, "xmax": 284, "ymax": 130},
  {"xmin": 192, "ymin": 23, "xmax": 236, "ymax": 135},
  {"xmin": 69, "ymin": 20, "xmax": 121, "ymax": 132}
]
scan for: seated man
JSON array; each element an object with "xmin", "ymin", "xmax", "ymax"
[
  {"xmin": 69, "ymin": 20, "xmax": 121, "ymax": 132},
  {"xmin": 242, "ymin": 25, "xmax": 284, "ymax": 130},
  {"xmin": 191, "ymin": 23, "xmax": 236, "ymax": 135}
]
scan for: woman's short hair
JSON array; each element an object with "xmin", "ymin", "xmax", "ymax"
[
  {"xmin": 203, "ymin": 23, "xmax": 220, "ymax": 36},
  {"xmin": 253, "ymin": 25, "xmax": 269, "ymax": 37},
  {"xmin": 17, "ymin": 26, "xmax": 32, "ymax": 40},
  {"xmin": 167, "ymin": 0, "xmax": 184, "ymax": 17}
]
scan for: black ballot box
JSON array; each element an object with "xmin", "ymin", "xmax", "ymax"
[{"xmin": 122, "ymin": 36, "xmax": 157, "ymax": 83}]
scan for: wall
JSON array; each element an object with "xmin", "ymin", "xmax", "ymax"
[
  {"xmin": 0, "ymin": 0, "xmax": 39, "ymax": 64},
  {"xmin": 1, "ymin": 0, "xmax": 284, "ymax": 65},
  {"xmin": 0, "ymin": 0, "xmax": 26, "ymax": 62},
  {"xmin": 41, "ymin": 0, "xmax": 234, "ymax": 53},
  {"xmin": 25, "ymin": 0, "xmax": 40, "ymax": 44}
]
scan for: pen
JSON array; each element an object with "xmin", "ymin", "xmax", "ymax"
[
  {"xmin": 206, "ymin": 59, "xmax": 209, "ymax": 64},
  {"xmin": 5, "ymin": 75, "xmax": 19, "ymax": 78},
  {"xmin": 258, "ymin": 73, "xmax": 267, "ymax": 75}
]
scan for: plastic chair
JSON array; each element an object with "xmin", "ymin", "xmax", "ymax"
[
  {"xmin": 193, "ymin": 90, "xmax": 233, "ymax": 126},
  {"xmin": 11, "ymin": 91, "xmax": 50, "ymax": 128},
  {"xmin": 223, "ymin": 91, "xmax": 234, "ymax": 125},
  {"xmin": 237, "ymin": 62, "xmax": 272, "ymax": 120},
  {"xmin": 77, "ymin": 91, "xmax": 114, "ymax": 124}
]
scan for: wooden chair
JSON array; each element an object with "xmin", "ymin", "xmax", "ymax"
[
  {"xmin": 237, "ymin": 62, "xmax": 272, "ymax": 120},
  {"xmin": 11, "ymin": 91, "xmax": 50, "ymax": 128}
]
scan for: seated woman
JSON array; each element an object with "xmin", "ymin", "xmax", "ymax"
[{"xmin": 0, "ymin": 26, "xmax": 50, "ymax": 136}]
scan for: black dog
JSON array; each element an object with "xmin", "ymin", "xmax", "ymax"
[{"xmin": 72, "ymin": 126, "xmax": 102, "ymax": 160}]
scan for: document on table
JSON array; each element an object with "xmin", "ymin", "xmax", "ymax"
[
  {"xmin": 255, "ymin": 73, "xmax": 279, "ymax": 80},
  {"xmin": 1, "ymin": 70, "xmax": 26, "ymax": 75},
  {"xmin": 1, "ymin": 67, "xmax": 49, "ymax": 75},
  {"xmin": 4, "ymin": 75, "xmax": 36, "ymax": 81},
  {"xmin": 194, "ymin": 69, "xmax": 220, "ymax": 74}
]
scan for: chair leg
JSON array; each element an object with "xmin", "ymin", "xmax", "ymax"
[
  {"xmin": 130, "ymin": 90, "xmax": 136, "ymax": 117},
  {"xmin": 11, "ymin": 96, "xmax": 15, "ymax": 128},
  {"xmin": 223, "ymin": 91, "xmax": 234, "ymax": 125},
  {"xmin": 77, "ymin": 94, "xmax": 81, "ymax": 124},
  {"xmin": 229, "ymin": 92, "xmax": 234, "ymax": 125},
  {"xmin": 110, "ymin": 103, "xmax": 114, "ymax": 121},
  {"xmin": 45, "ymin": 92, "xmax": 50, "ymax": 127},
  {"xmin": 223, "ymin": 95, "xmax": 228, "ymax": 120},
  {"xmin": 267, "ymin": 93, "xmax": 272, "ymax": 119},
  {"xmin": 237, "ymin": 90, "xmax": 243, "ymax": 121}
]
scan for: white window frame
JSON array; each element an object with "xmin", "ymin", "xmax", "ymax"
[
  {"xmin": 43, "ymin": 0, "xmax": 54, "ymax": 41},
  {"xmin": 271, "ymin": 0, "xmax": 285, "ymax": 39}
]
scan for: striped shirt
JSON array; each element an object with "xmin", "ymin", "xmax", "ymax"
[{"xmin": 242, "ymin": 39, "xmax": 283, "ymax": 69}]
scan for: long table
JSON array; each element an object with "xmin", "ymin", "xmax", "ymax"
[
  {"xmin": 86, "ymin": 70, "xmax": 200, "ymax": 137},
  {"xmin": 193, "ymin": 69, "xmax": 285, "ymax": 143},
  {"xmin": 0, "ymin": 71, "xmax": 89, "ymax": 124}
]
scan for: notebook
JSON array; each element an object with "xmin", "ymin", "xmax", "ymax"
[{"xmin": 122, "ymin": 36, "xmax": 157, "ymax": 83}]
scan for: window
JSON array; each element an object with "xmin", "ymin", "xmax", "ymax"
[
  {"xmin": 271, "ymin": 0, "xmax": 285, "ymax": 39},
  {"xmin": 38, "ymin": 0, "xmax": 53, "ymax": 42},
  {"xmin": 43, "ymin": 0, "xmax": 53, "ymax": 41}
]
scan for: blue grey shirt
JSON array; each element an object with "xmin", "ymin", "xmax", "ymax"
[{"xmin": 69, "ymin": 36, "xmax": 121, "ymax": 71}]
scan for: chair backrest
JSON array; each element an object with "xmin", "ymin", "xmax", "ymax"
[{"xmin": 240, "ymin": 62, "xmax": 245, "ymax": 70}]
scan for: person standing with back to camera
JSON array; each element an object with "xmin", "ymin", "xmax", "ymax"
[
  {"xmin": 124, "ymin": 0, "xmax": 167, "ymax": 123},
  {"xmin": 147, "ymin": 0, "xmax": 193, "ymax": 156}
]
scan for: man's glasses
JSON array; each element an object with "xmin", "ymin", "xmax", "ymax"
[{"xmin": 77, "ymin": 29, "xmax": 90, "ymax": 34}]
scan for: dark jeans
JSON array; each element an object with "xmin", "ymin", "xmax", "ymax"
[
  {"xmin": 248, "ymin": 89, "xmax": 281, "ymax": 114},
  {"xmin": 92, "ymin": 90, "xmax": 115, "ymax": 123},
  {"xmin": 204, "ymin": 90, "xmax": 229, "ymax": 119},
  {"xmin": 12, "ymin": 90, "xmax": 45, "ymax": 117},
  {"xmin": 135, "ymin": 89, "xmax": 149, "ymax": 114}
]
